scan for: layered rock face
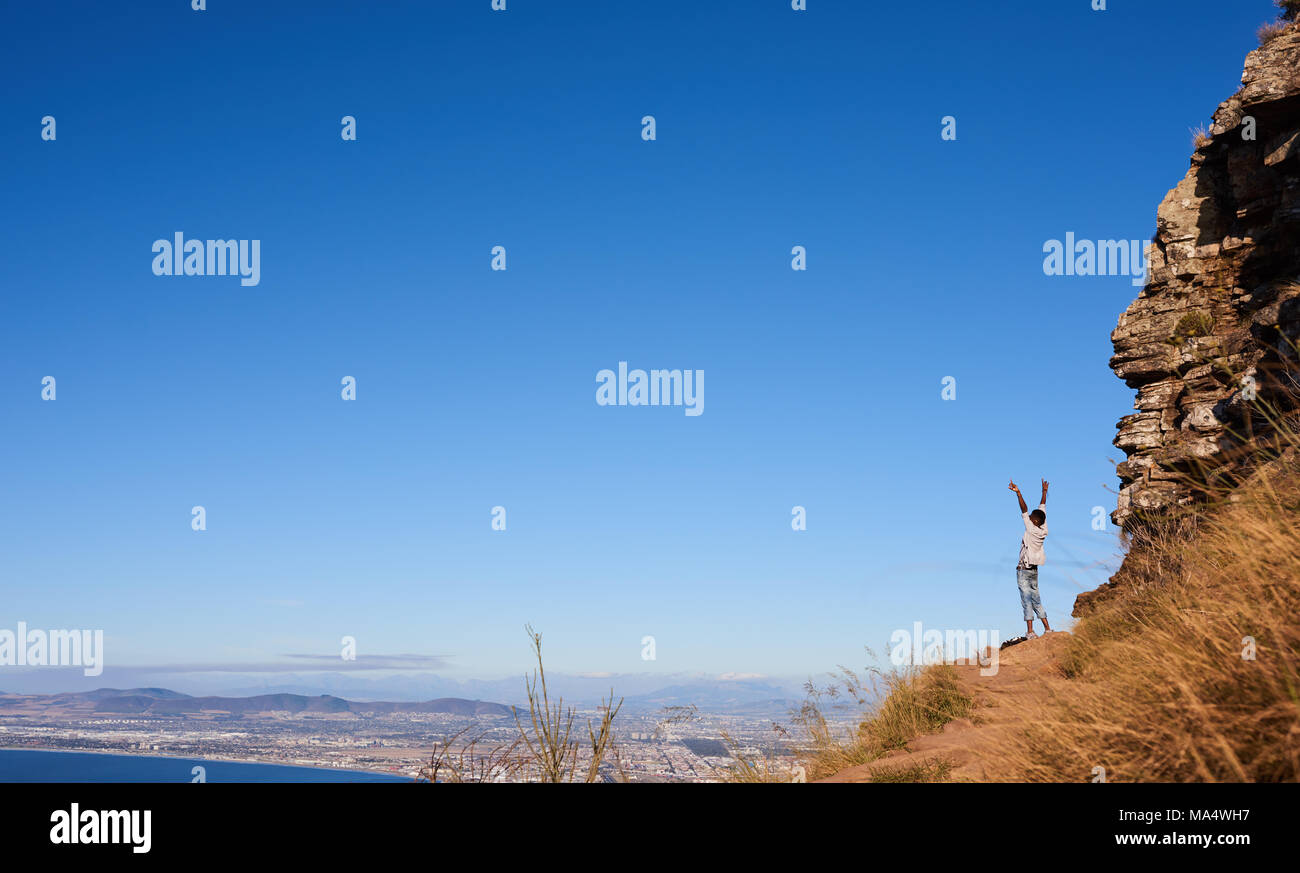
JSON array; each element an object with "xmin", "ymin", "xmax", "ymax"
[
  {"xmin": 1078, "ymin": 30, "xmax": 1300, "ymax": 615},
  {"xmin": 1111, "ymin": 31, "xmax": 1300, "ymax": 526}
]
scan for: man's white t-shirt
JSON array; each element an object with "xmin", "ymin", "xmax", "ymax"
[{"xmin": 1018, "ymin": 503, "xmax": 1047, "ymax": 568}]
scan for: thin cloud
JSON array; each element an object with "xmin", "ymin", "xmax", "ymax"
[{"xmin": 87, "ymin": 653, "xmax": 454, "ymax": 674}]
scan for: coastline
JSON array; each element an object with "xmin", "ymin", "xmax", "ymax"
[{"xmin": 0, "ymin": 746, "xmax": 413, "ymax": 782}]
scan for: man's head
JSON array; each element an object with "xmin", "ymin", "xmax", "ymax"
[{"xmin": 1029, "ymin": 509, "xmax": 1046, "ymax": 527}]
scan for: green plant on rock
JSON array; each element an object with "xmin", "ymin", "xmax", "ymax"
[{"xmin": 1168, "ymin": 311, "xmax": 1215, "ymax": 345}]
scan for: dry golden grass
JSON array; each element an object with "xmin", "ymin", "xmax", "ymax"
[
  {"xmin": 807, "ymin": 394, "xmax": 1300, "ymax": 782},
  {"xmin": 973, "ymin": 403, "xmax": 1300, "ymax": 781},
  {"xmin": 998, "ymin": 489, "xmax": 1297, "ymax": 779},
  {"xmin": 792, "ymin": 665, "xmax": 974, "ymax": 781},
  {"xmin": 868, "ymin": 757, "xmax": 954, "ymax": 783}
]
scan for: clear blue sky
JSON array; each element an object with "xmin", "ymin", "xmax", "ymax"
[{"xmin": 0, "ymin": 0, "xmax": 1279, "ymax": 687}]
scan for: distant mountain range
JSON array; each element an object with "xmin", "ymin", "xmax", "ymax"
[
  {"xmin": 222, "ymin": 673, "xmax": 809, "ymax": 710},
  {"xmin": 0, "ymin": 673, "xmax": 816, "ymax": 717},
  {"xmin": 0, "ymin": 688, "xmax": 513, "ymax": 717}
]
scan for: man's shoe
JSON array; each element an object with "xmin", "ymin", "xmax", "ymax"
[{"xmin": 1026, "ymin": 630, "xmax": 1039, "ymax": 639}]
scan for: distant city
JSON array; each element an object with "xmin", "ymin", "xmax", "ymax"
[{"xmin": 0, "ymin": 686, "xmax": 859, "ymax": 782}]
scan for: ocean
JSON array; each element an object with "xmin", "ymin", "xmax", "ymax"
[{"xmin": 0, "ymin": 749, "xmax": 410, "ymax": 783}]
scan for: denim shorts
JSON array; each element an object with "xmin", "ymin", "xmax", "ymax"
[{"xmin": 1016, "ymin": 565, "xmax": 1047, "ymax": 621}]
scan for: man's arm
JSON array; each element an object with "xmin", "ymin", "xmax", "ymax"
[
  {"xmin": 1040, "ymin": 479, "xmax": 1049, "ymax": 508},
  {"xmin": 1009, "ymin": 480, "xmax": 1029, "ymax": 514}
]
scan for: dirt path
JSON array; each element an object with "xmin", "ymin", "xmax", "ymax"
[{"xmin": 817, "ymin": 631, "xmax": 1072, "ymax": 782}]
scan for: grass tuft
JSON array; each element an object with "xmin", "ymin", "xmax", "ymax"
[{"xmin": 792, "ymin": 664, "xmax": 973, "ymax": 781}]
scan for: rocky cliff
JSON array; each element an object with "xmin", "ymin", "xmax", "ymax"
[{"xmin": 1077, "ymin": 28, "xmax": 1300, "ymax": 615}]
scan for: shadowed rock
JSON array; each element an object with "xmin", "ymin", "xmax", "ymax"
[{"xmin": 1086, "ymin": 29, "xmax": 1300, "ymax": 615}]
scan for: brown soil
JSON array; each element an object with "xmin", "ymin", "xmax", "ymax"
[{"xmin": 817, "ymin": 631, "xmax": 1072, "ymax": 782}]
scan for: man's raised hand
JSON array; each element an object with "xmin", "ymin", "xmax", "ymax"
[{"xmin": 1010, "ymin": 479, "xmax": 1029, "ymax": 513}]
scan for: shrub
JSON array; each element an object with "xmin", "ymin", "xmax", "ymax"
[
  {"xmin": 1259, "ymin": 20, "xmax": 1291, "ymax": 45},
  {"xmin": 511, "ymin": 625, "xmax": 624, "ymax": 782},
  {"xmin": 1168, "ymin": 311, "xmax": 1215, "ymax": 344}
]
